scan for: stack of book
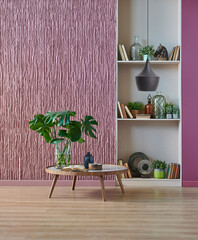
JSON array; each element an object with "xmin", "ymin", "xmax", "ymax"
[
  {"xmin": 117, "ymin": 159, "xmax": 132, "ymax": 178},
  {"xmin": 118, "ymin": 44, "xmax": 129, "ymax": 61},
  {"xmin": 117, "ymin": 101, "xmax": 133, "ymax": 118},
  {"xmin": 169, "ymin": 46, "xmax": 180, "ymax": 61},
  {"xmin": 136, "ymin": 114, "xmax": 151, "ymax": 119},
  {"xmin": 166, "ymin": 163, "xmax": 180, "ymax": 179}
]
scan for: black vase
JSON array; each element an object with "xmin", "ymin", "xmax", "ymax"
[{"xmin": 84, "ymin": 152, "xmax": 94, "ymax": 169}]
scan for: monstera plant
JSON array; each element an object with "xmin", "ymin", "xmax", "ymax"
[{"xmin": 29, "ymin": 111, "xmax": 98, "ymax": 168}]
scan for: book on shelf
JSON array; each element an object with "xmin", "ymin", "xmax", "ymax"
[
  {"xmin": 166, "ymin": 164, "xmax": 170, "ymax": 178},
  {"xmin": 61, "ymin": 165, "xmax": 87, "ymax": 172},
  {"xmin": 175, "ymin": 164, "xmax": 180, "ymax": 179},
  {"xmin": 136, "ymin": 114, "xmax": 151, "ymax": 119},
  {"xmin": 171, "ymin": 163, "xmax": 176, "ymax": 179},
  {"xmin": 120, "ymin": 104, "xmax": 127, "ymax": 118},
  {"xmin": 168, "ymin": 164, "xmax": 172, "ymax": 179},
  {"xmin": 175, "ymin": 46, "xmax": 180, "ymax": 60},
  {"xmin": 118, "ymin": 44, "xmax": 126, "ymax": 61},
  {"xmin": 166, "ymin": 163, "xmax": 180, "ymax": 179},
  {"xmin": 117, "ymin": 101, "xmax": 123, "ymax": 118},
  {"xmin": 121, "ymin": 45, "xmax": 129, "ymax": 61},
  {"xmin": 169, "ymin": 48, "xmax": 175, "ymax": 61},
  {"xmin": 169, "ymin": 46, "xmax": 180, "ymax": 61},
  {"xmin": 125, "ymin": 106, "xmax": 133, "ymax": 118},
  {"xmin": 172, "ymin": 47, "xmax": 177, "ymax": 61}
]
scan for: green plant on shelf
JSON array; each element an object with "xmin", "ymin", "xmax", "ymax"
[
  {"xmin": 140, "ymin": 45, "xmax": 155, "ymax": 56},
  {"xmin": 152, "ymin": 160, "xmax": 167, "ymax": 170},
  {"xmin": 127, "ymin": 101, "xmax": 144, "ymax": 110},
  {"xmin": 165, "ymin": 103, "xmax": 174, "ymax": 114},
  {"xmin": 173, "ymin": 105, "xmax": 179, "ymax": 114}
]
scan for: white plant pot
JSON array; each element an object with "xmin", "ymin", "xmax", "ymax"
[
  {"xmin": 166, "ymin": 114, "xmax": 172, "ymax": 119},
  {"xmin": 173, "ymin": 113, "xmax": 178, "ymax": 119}
]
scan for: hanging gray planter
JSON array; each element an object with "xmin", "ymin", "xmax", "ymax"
[{"xmin": 136, "ymin": 58, "xmax": 159, "ymax": 91}]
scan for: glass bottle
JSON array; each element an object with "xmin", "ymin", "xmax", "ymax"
[
  {"xmin": 145, "ymin": 94, "xmax": 153, "ymax": 117},
  {"xmin": 152, "ymin": 92, "xmax": 166, "ymax": 119},
  {"xmin": 130, "ymin": 36, "xmax": 142, "ymax": 60}
]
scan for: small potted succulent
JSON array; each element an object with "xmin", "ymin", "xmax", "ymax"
[
  {"xmin": 173, "ymin": 105, "xmax": 179, "ymax": 119},
  {"xmin": 152, "ymin": 160, "xmax": 167, "ymax": 179},
  {"xmin": 165, "ymin": 103, "xmax": 173, "ymax": 119},
  {"xmin": 140, "ymin": 45, "xmax": 155, "ymax": 61},
  {"xmin": 127, "ymin": 101, "xmax": 144, "ymax": 118}
]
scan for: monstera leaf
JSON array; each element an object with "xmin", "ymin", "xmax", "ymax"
[
  {"xmin": 82, "ymin": 115, "xmax": 98, "ymax": 139},
  {"xmin": 29, "ymin": 114, "xmax": 52, "ymax": 143},
  {"xmin": 45, "ymin": 111, "xmax": 76, "ymax": 127}
]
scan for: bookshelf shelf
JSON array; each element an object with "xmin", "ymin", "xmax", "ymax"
[
  {"xmin": 117, "ymin": 178, "xmax": 181, "ymax": 187},
  {"xmin": 117, "ymin": 61, "xmax": 180, "ymax": 65},
  {"xmin": 116, "ymin": 0, "xmax": 182, "ymax": 187},
  {"xmin": 117, "ymin": 118, "xmax": 180, "ymax": 121}
]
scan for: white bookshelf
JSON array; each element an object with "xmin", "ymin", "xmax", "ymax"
[{"xmin": 116, "ymin": 0, "xmax": 182, "ymax": 187}]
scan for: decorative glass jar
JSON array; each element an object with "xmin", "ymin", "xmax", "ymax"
[
  {"xmin": 130, "ymin": 36, "xmax": 142, "ymax": 60},
  {"xmin": 152, "ymin": 92, "xmax": 166, "ymax": 119}
]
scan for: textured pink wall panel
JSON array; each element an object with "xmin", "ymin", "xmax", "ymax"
[{"xmin": 0, "ymin": 0, "xmax": 116, "ymax": 180}]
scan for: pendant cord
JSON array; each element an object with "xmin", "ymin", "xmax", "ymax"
[{"xmin": 147, "ymin": 0, "xmax": 149, "ymax": 45}]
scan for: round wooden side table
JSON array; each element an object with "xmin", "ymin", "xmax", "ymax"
[{"xmin": 45, "ymin": 164, "xmax": 128, "ymax": 201}]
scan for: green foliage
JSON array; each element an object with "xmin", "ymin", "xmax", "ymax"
[
  {"xmin": 29, "ymin": 111, "xmax": 98, "ymax": 167},
  {"xmin": 152, "ymin": 160, "xmax": 167, "ymax": 170},
  {"xmin": 165, "ymin": 103, "xmax": 173, "ymax": 114},
  {"xmin": 29, "ymin": 111, "xmax": 98, "ymax": 144},
  {"xmin": 173, "ymin": 105, "xmax": 179, "ymax": 114},
  {"xmin": 140, "ymin": 45, "xmax": 155, "ymax": 56},
  {"xmin": 127, "ymin": 101, "xmax": 144, "ymax": 110}
]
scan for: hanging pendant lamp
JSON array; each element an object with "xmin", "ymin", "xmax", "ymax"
[{"xmin": 136, "ymin": 58, "xmax": 159, "ymax": 91}]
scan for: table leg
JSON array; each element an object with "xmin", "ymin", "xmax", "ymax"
[
  {"xmin": 99, "ymin": 176, "xmax": 106, "ymax": 201},
  {"xmin": 117, "ymin": 174, "xmax": 125, "ymax": 194},
  {"xmin": 49, "ymin": 175, "xmax": 59, "ymax": 198},
  {"xmin": 72, "ymin": 175, "xmax": 77, "ymax": 190}
]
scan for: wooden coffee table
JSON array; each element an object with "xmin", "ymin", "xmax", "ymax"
[{"xmin": 45, "ymin": 164, "xmax": 128, "ymax": 201}]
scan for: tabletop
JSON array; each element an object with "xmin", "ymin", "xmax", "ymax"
[{"xmin": 45, "ymin": 164, "xmax": 128, "ymax": 176}]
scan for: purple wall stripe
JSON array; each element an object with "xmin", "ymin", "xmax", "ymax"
[{"xmin": 182, "ymin": 0, "xmax": 198, "ymax": 186}]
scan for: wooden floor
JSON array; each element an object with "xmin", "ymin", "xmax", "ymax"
[{"xmin": 0, "ymin": 186, "xmax": 198, "ymax": 240}]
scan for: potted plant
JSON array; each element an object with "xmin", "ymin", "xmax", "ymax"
[
  {"xmin": 127, "ymin": 101, "xmax": 144, "ymax": 118},
  {"xmin": 140, "ymin": 45, "xmax": 155, "ymax": 61},
  {"xmin": 29, "ymin": 111, "xmax": 98, "ymax": 168},
  {"xmin": 152, "ymin": 160, "xmax": 167, "ymax": 179},
  {"xmin": 165, "ymin": 103, "xmax": 173, "ymax": 119},
  {"xmin": 173, "ymin": 105, "xmax": 179, "ymax": 119}
]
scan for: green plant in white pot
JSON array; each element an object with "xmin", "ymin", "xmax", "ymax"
[
  {"xmin": 29, "ymin": 111, "xmax": 98, "ymax": 168},
  {"xmin": 152, "ymin": 160, "xmax": 167, "ymax": 179},
  {"xmin": 140, "ymin": 45, "xmax": 155, "ymax": 61},
  {"xmin": 165, "ymin": 103, "xmax": 173, "ymax": 119},
  {"xmin": 173, "ymin": 105, "xmax": 179, "ymax": 119}
]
